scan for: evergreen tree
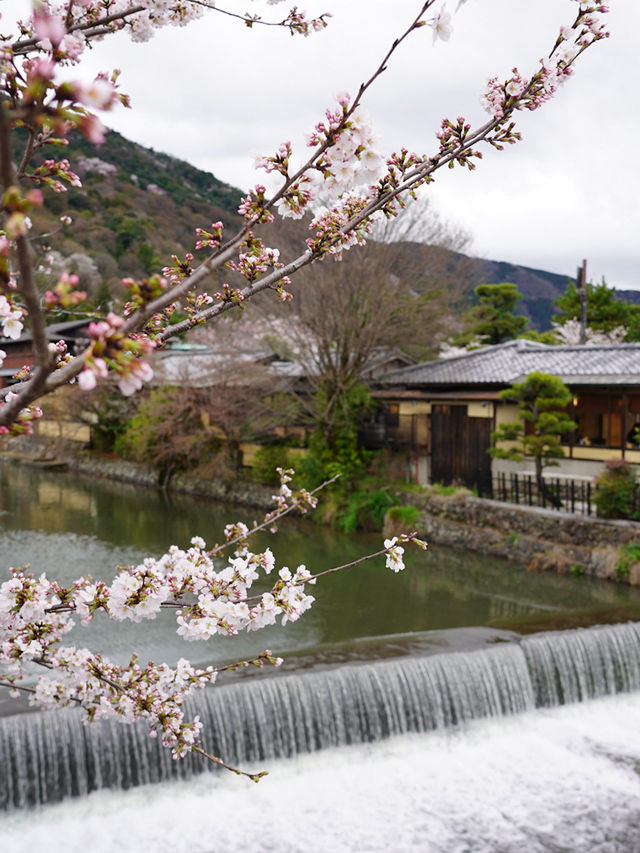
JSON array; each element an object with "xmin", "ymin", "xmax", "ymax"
[
  {"xmin": 553, "ymin": 278, "xmax": 640, "ymax": 340},
  {"xmin": 459, "ymin": 282, "xmax": 528, "ymax": 346},
  {"xmin": 489, "ymin": 372, "xmax": 576, "ymax": 505}
]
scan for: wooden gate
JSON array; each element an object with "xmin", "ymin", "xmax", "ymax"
[{"xmin": 431, "ymin": 404, "xmax": 492, "ymax": 493}]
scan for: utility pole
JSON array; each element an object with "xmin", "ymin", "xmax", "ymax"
[{"xmin": 577, "ymin": 259, "xmax": 588, "ymax": 345}]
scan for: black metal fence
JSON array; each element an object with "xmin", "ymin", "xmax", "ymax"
[{"xmin": 489, "ymin": 472, "xmax": 595, "ymax": 516}]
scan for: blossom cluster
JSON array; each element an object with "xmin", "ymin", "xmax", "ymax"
[
  {"xmin": 78, "ymin": 312, "xmax": 155, "ymax": 395},
  {"xmin": 256, "ymin": 98, "xmax": 385, "ymax": 223},
  {"xmin": 307, "ymin": 191, "xmax": 381, "ymax": 258},
  {"xmin": 0, "ymin": 391, "xmax": 43, "ymax": 436},
  {"xmin": 384, "ymin": 537, "xmax": 406, "ymax": 573},
  {"xmin": 480, "ymin": 3, "xmax": 609, "ymax": 120},
  {"xmin": 0, "ymin": 471, "xmax": 423, "ymax": 764},
  {"xmin": 0, "ymin": 292, "xmax": 23, "ymax": 341},
  {"xmin": 43, "ymin": 272, "xmax": 87, "ymax": 311},
  {"xmin": 552, "ymin": 319, "xmax": 627, "ymax": 346}
]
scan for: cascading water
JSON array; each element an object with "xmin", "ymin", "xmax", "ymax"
[{"xmin": 2, "ymin": 621, "xmax": 640, "ymax": 811}]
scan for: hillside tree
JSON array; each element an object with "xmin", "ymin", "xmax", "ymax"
[{"xmin": 553, "ymin": 278, "xmax": 640, "ymax": 341}]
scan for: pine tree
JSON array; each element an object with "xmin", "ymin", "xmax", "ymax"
[{"xmin": 490, "ymin": 372, "xmax": 576, "ymax": 505}]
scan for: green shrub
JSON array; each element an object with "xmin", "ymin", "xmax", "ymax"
[
  {"xmin": 569, "ymin": 563, "xmax": 585, "ymax": 577},
  {"xmin": 595, "ymin": 459, "xmax": 639, "ymax": 519},
  {"xmin": 616, "ymin": 543, "xmax": 640, "ymax": 578},
  {"xmin": 386, "ymin": 505, "xmax": 421, "ymax": 526},
  {"xmin": 338, "ymin": 489, "xmax": 394, "ymax": 534},
  {"xmin": 251, "ymin": 444, "xmax": 291, "ymax": 486}
]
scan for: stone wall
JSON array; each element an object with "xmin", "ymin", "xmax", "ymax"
[
  {"xmin": 385, "ymin": 491, "xmax": 640, "ymax": 586},
  {"xmin": 7, "ymin": 434, "xmax": 640, "ymax": 584},
  {"xmin": 1, "ymin": 436, "xmax": 276, "ymax": 511},
  {"xmin": 69, "ymin": 452, "xmax": 275, "ymax": 509}
]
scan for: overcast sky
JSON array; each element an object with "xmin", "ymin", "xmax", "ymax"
[{"xmin": 5, "ymin": 1, "xmax": 639, "ymax": 289}]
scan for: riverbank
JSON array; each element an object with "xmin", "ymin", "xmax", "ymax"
[
  {"xmin": 5, "ymin": 435, "xmax": 640, "ymax": 587},
  {"xmin": 1, "ymin": 436, "xmax": 276, "ymax": 510},
  {"xmin": 385, "ymin": 489, "xmax": 640, "ymax": 586}
]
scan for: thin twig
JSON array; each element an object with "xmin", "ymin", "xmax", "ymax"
[
  {"xmin": 191, "ymin": 745, "xmax": 268, "ymax": 782},
  {"xmin": 209, "ymin": 473, "xmax": 340, "ymax": 557}
]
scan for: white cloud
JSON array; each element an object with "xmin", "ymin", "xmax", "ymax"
[{"xmin": 2, "ymin": 1, "xmax": 638, "ymax": 288}]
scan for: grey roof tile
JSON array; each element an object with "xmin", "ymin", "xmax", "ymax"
[{"xmin": 384, "ymin": 340, "xmax": 640, "ymax": 387}]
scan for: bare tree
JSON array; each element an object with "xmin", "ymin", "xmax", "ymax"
[{"xmin": 265, "ymin": 200, "xmax": 473, "ymax": 439}]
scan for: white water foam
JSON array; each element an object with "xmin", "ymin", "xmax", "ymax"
[{"xmin": 4, "ymin": 691, "xmax": 640, "ymax": 853}]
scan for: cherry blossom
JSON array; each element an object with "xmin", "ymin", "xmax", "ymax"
[
  {"xmin": 0, "ymin": 294, "xmax": 24, "ymax": 340},
  {"xmin": 0, "ymin": 0, "xmax": 610, "ymax": 775},
  {"xmin": 430, "ymin": 8, "xmax": 453, "ymax": 44},
  {"xmin": 384, "ymin": 537, "xmax": 406, "ymax": 572},
  {"xmin": 0, "ymin": 467, "xmax": 426, "ymax": 767}
]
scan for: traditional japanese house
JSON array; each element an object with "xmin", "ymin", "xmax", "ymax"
[{"xmin": 369, "ymin": 339, "xmax": 640, "ymax": 491}]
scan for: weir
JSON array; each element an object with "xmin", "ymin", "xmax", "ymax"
[{"xmin": 2, "ymin": 620, "xmax": 640, "ymax": 810}]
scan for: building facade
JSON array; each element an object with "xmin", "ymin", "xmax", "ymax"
[{"xmin": 370, "ymin": 340, "xmax": 640, "ymax": 490}]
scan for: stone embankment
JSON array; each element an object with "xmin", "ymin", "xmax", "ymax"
[
  {"xmin": 6, "ymin": 435, "xmax": 640, "ymax": 585},
  {"xmin": 72, "ymin": 452, "xmax": 275, "ymax": 508},
  {"xmin": 384, "ymin": 490, "xmax": 640, "ymax": 585},
  {"xmin": 2, "ymin": 437, "xmax": 275, "ymax": 510}
]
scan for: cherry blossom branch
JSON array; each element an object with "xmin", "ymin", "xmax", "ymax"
[
  {"xmin": 10, "ymin": 1, "xmax": 329, "ymax": 57},
  {"xmin": 11, "ymin": 5, "xmax": 147, "ymax": 54},
  {"xmin": 244, "ymin": 1, "xmax": 435, "ymax": 222},
  {"xmin": 108, "ymin": 2, "xmax": 437, "ymax": 331},
  {"xmin": 0, "ymin": 514, "xmax": 423, "ymax": 771},
  {"xmin": 187, "ymin": 0, "xmax": 330, "ymax": 36},
  {"xmin": 17, "ymin": 129, "xmax": 37, "ymax": 179},
  {"xmin": 0, "ymin": 104, "xmax": 54, "ymax": 377},
  {"xmin": 210, "ymin": 651, "xmax": 284, "ymax": 674},
  {"xmin": 299, "ymin": 533, "xmax": 422, "ymax": 583},
  {"xmin": 191, "ymin": 746, "xmax": 269, "ymax": 782},
  {"xmin": 209, "ymin": 472, "xmax": 340, "ymax": 557}
]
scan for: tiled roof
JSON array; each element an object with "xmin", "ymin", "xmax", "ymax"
[
  {"xmin": 383, "ymin": 340, "xmax": 640, "ymax": 388},
  {"xmin": 1, "ymin": 319, "xmax": 91, "ymax": 346},
  {"xmin": 151, "ymin": 350, "xmax": 303, "ymax": 388}
]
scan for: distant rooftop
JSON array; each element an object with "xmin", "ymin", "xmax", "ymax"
[
  {"xmin": 383, "ymin": 340, "xmax": 640, "ymax": 388},
  {"xmin": 0, "ymin": 318, "xmax": 91, "ymax": 346}
]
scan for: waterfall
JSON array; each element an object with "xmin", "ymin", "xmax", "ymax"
[{"xmin": 2, "ymin": 621, "xmax": 640, "ymax": 810}]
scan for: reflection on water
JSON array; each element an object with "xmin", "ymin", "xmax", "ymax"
[{"xmin": 2, "ymin": 458, "xmax": 640, "ymax": 670}]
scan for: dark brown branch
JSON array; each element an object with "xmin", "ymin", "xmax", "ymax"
[
  {"xmin": 191, "ymin": 745, "xmax": 268, "ymax": 782},
  {"xmin": 12, "ymin": 5, "xmax": 146, "ymax": 54}
]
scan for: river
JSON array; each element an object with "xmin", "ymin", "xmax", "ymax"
[
  {"xmin": 1, "ymin": 459, "xmax": 638, "ymax": 672},
  {"xmin": 3, "ymin": 459, "xmax": 640, "ymax": 851}
]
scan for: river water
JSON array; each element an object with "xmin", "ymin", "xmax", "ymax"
[
  {"xmin": 3, "ymin": 460, "xmax": 640, "ymax": 851},
  {"xmin": 1, "ymin": 459, "xmax": 639, "ymax": 671}
]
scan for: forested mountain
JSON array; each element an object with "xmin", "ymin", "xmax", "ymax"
[
  {"xmin": 27, "ymin": 129, "xmax": 243, "ymax": 298},
  {"xmin": 24, "ymin": 127, "xmax": 637, "ymax": 331},
  {"xmin": 473, "ymin": 260, "xmax": 639, "ymax": 331}
]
